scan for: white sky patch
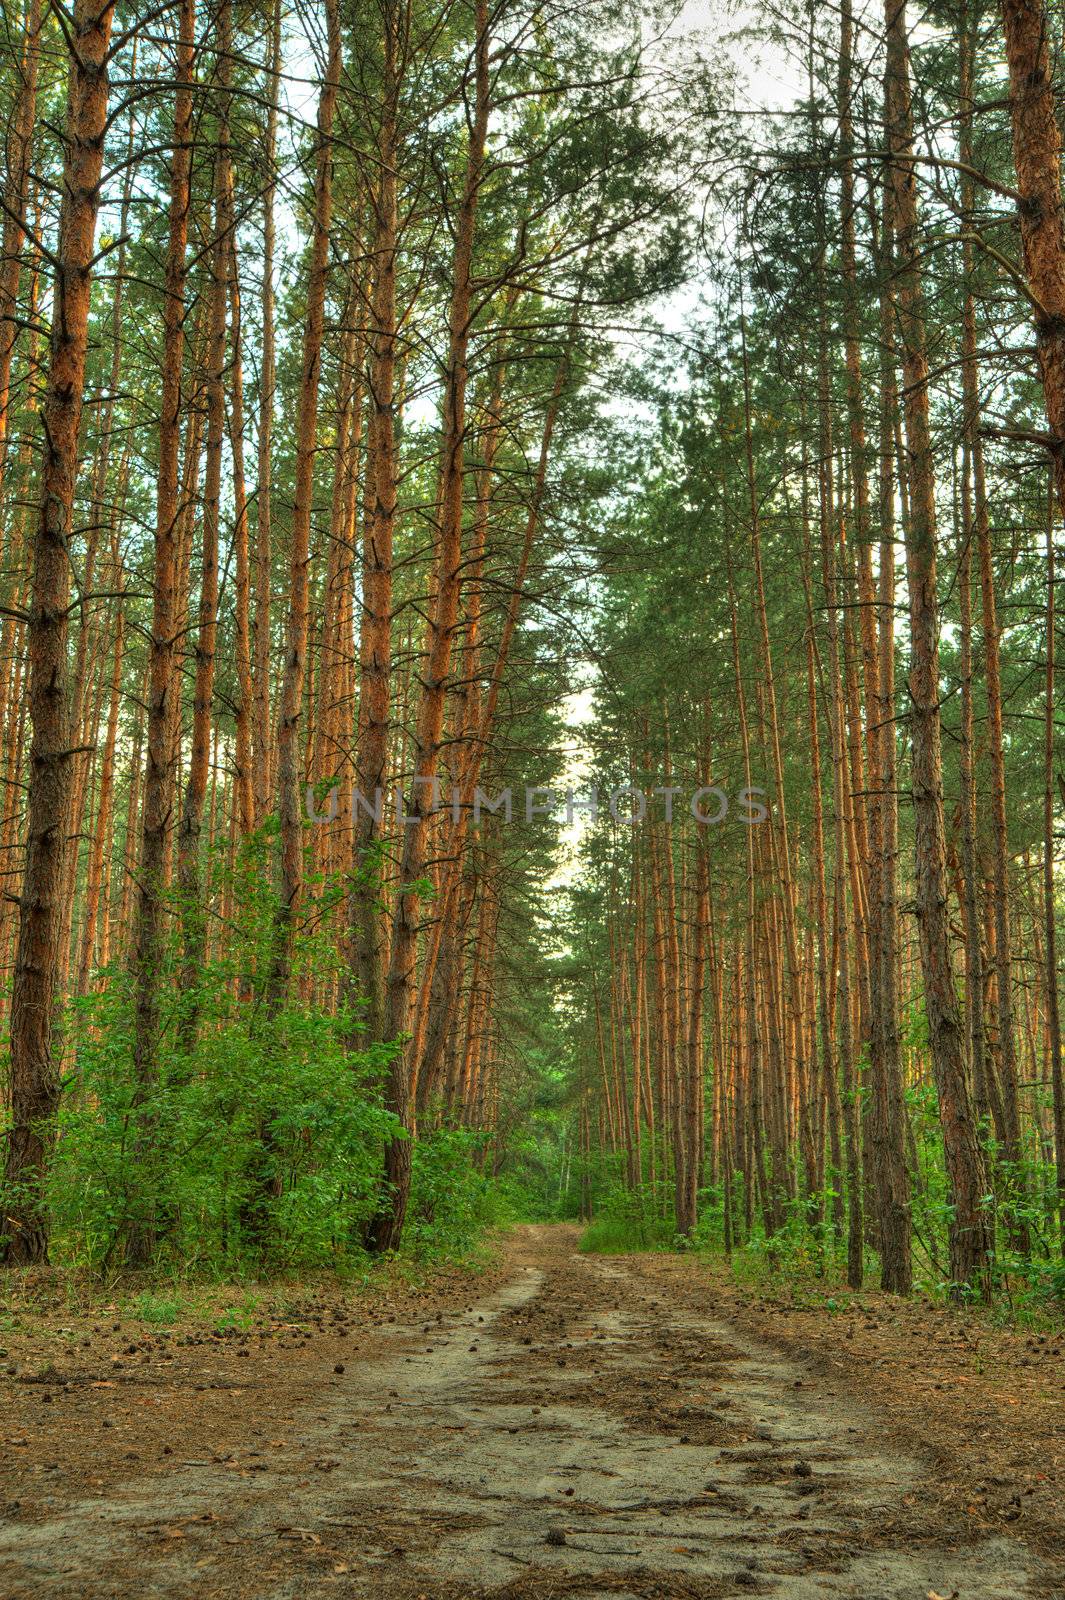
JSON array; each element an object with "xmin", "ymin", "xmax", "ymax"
[{"xmin": 545, "ymin": 685, "xmax": 597, "ymax": 890}]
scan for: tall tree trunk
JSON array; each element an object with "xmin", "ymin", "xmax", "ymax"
[
  {"xmin": 2, "ymin": 0, "xmax": 117, "ymax": 1265},
  {"xmin": 957, "ymin": 12, "xmax": 1026, "ymax": 1226},
  {"xmin": 77, "ymin": 581, "xmax": 123, "ymax": 993},
  {"xmin": 998, "ymin": 0, "xmax": 1065, "ymax": 521},
  {"xmin": 884, "ymin": 0, "xmax": 991, "ymax": 1295},
  {"xmin": 269, "ymin": 0, "xmax": 341, "ymax": 999},
  {"xmin": 973, "ymin": 382, "xmax": 1025, "ymax": 1223},
  {"xmin": 226, "ymin": 170, "xmax": 255, "ymax": 838},
  {"xmin": 127, "ymin": 0, "xmax": 196, "ymax": 1266},
  {"xmin": 871, "ymin": 175, "xmax": 914, "ymax": 1292},
  {"xmin": 1044, "ymin": 486, "xmax": 1064, "ymax": 1250},
  {"xmin": 412, "ymin": 316, "xmax": 571, "ymax": 1113},
  {"xmin": 739, "ymin": 315, "xmax": 806, "ymax": 1225},
  {"xmin": 818, "ymin": 382, "xmax": 863, "ymax": 1289},
  {"xmin": 367, "ymin": 0, "xmax": 491, "ymax": 1253},
  {"xmin": 252, "ymin": 0, "xmax": 282, "ymax": 826},
  {"xmin": 959, "ymin": 439, "xmax": 988, "ymax": 1120},
  {"xmin": 727, "ymin": 557, "xmax": 768, "ymax": 1240},
  {"xmin": 957, "ymin": 11, "xmax": 989, "ymax": 1135},
  {"xmin": 178, "ymin": 24, "xmax": 231, "ymax": 1039},
  {"xmin": 800, "ymin": 487, "xmax": 831, "ymax": 1227},
  {"xmin": 679, "ymin": 808, "xmax": 710, "ymax": 1237},
  {"xmin": 0, "ymin": 0, "xmax": 41, "ymax": 493},
  {"xmin": 409, "ymin": 353, "xmax": 509, "ymax": 1110},
  {"xmin": 350, "ymin": 2, "xmax": 400, "ymax": 1047}
]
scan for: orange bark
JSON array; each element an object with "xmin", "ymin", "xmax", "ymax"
[{"xmin": 3, "ymin": 0, "xmax": 118, "ymax": 1264}]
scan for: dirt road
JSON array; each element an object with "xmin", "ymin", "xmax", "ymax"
[{"xmin": 0, "ymin": 1226, "xmax": 1054, "ymax": 1598}]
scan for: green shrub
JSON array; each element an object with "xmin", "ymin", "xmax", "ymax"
[
  {"xmin": 406, "ymin": 1128, "xmax": 500, "ymax": 1259},
  {"xmin": 579, "ymin": 1184, "xmax": 673, "ymax": 1252},
  {"xmin": 17, "ymin": 836, "xmax": 410, "ymax": 1274},
  {"xmin": 47, "ymin": 967, "xmax": 399, "ymax": 1273}
]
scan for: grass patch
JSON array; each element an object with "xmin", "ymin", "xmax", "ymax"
[
  {"xmin": 213, "ymin": 1293, "xmax": 263, "ymax": 1333},
  {"xmin": 130, "ymin": 1290, "xmax": 183, "ymax": 1326},
  {"xmin": 579, "ymin": 1214, "xmax": 674, "ymax": 1253}
]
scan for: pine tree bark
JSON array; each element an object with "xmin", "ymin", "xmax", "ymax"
[
  {"xmin": 367, "ymin": 0, "xmax": 491, "ymax": 1252},
  {"xmin": 727, "ymin": 557, "xmax": 768, "ymax": 1238},
  {"xmin": 178, "ymin": 24, "xmax": 230, "ymax": 1037},
  {"xmin": 957, "ymin": 16, "xmax": 989, "ymax": 1136},
  {"xmin": 0, "ymin": 0, "xmax": 41, "ymax": 490},
  {"xmin": 269, "ymin": 0, "xmax": 341, "ymax": 1000},
  {"xmin": 1044, "ymin": 491, "xmax": 1064, "ymax": 1250},
  {"xmin": 252, "ymin": 0, "xmax": 282, "ymax": 826},
  {"xmin": 226, "ymin": 176, "xmax": 255, "ymax": 839},
  {"xmin": 871, "ymin": 182, "xmax": 914, "ymax": 1291},
  {"xmin": 818, "ymin": 392, "xmax": 863, "ymax": 1289},
  {"xmin": 974, "ymin": 399, "xmax": 1025, "ymax": 1212},
  {"xmin": 77, "ymin": 583, "xmax": 123, "ymax": 993},
  {"xmin": 884, "ymin": 0, "xmax": 991, "ymax": 1295},
  {"xmin": 2, "ymin": 0, "xmax": 117, "ymax": 1265},
  {"xmin": 127, "ymin": 0, "xmax": 196, "ymax": 1265},
  {"xmin": 998, "ymin": 0, "xmax": 1065, "ymax": 521},
  {"xmin": 350, "ymin": 2, "xmax": 400, "ymax": 1047},
  {"xmin": 413, "ymin": 322, "xmax": 570, "ymax": 1115},
  {"xmin": 679, "ymin": 811, "xmax": 710, "ymax": 1237},
  {"xmin": 739, "ymin": 317, "xmax": 806, "ymax": 1226}
]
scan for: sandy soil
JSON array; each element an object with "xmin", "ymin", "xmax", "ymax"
[{"xmin": 0, "ymin": 1226, "xmax": 1060, "ymax": 1599}]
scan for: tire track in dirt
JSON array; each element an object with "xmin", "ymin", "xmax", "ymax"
[{"xmin": 0, "ymin": 1226, "xmax": 1049, "ymax": 1598}]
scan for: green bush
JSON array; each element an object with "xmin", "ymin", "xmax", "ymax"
[
  {"xmin": 579, "ymin": 1184, "xmax": 674, "ymax": 1252},
  {"xmin": 46, "ymin": 966, "xmax": 399, "ymax": 1272},
  {"xmin": 406, "ymin": 1128, "xmax": 500, "ymax": 1259},
  {"xmin": 3, "ymin": 835, "xmax": 414, "ymax": 1273}
]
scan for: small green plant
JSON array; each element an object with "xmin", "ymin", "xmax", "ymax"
[
  {"xmin": 131, "ymin": 1291, "xmax": 182, "ymax": 1326},
  {"xmin": 215, "ymin": 1296, "xmax": 260, "ymax": 1333}
]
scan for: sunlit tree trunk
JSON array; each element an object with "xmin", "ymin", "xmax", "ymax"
[
  {"xmin": 2, "ymin": 0, "xmax": 117, "ymax": 1265},
  {"xmin": 369, "ymin": 0, "xmax": 491, "ymax": 1252},
  {"xmin": 885, "ymin": 0, "xmax": 990, "ymax": 1295}
]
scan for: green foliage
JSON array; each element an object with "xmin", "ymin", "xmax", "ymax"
[
  {"xmin": 991, "ymin": 1254, "xmax": 1065, "ymax": 1320},
  {"xmin": 131, "ymin": 1291, "xmax": 181, "ymax": 1326},
  {"xmin": 490, "ymin": 1167, "xmax": 565, "ymax": 1224},
  {"xmin": 405, "ymin": 1129, "xmax": 502, "ymax": 1260},
  {"xmin": 579, "ymin": 1185, "xmax": 674, "ymax": 1252},
  {"xmin": 45, "ymin": 967, "xmax": 399, "ymax": 1273},
  {"xmin": 214, "ymin": 1296, "xmax": 261, "ymax": 1333},
  {"xmin": 4, "ymin": 841, "xmax": 409, "ymax": 1274}
]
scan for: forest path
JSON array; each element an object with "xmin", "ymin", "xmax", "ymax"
[{"xmin": 0, "ymin": 1225, "xmax": 1049, "ymax": 1599}]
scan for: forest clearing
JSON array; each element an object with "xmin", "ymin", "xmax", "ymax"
[{"xmin": 1, "ymin": 0, "xmax": 1065, "ymax": 1589}]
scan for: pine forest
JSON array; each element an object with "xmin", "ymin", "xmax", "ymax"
[{"xmin": 1, "ymin": 0, "xmax": 1064, "ymax": 1591}]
